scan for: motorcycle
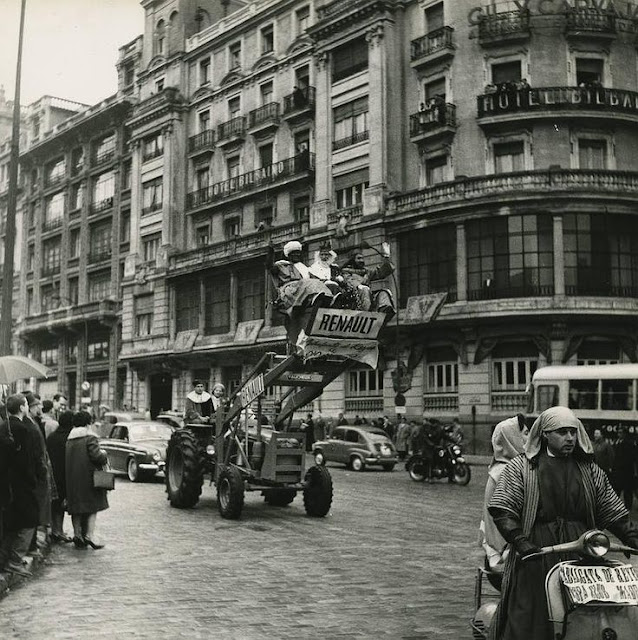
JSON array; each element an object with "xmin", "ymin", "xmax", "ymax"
[
  {"xmin": 405, "ymin": 426, "xmax": 471, "ymax": 485},
  {"xmin": 471, "ymin": 529, "xmax": 638, "ymax": 639}
]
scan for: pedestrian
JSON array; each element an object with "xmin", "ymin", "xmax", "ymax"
[
  {"xmin": 382, "ymin": 415, "xmax": 394, "ymax": 441},
  {"xmin": 395, "ymin": 417, "xmax": 411, "ymax": 461},
  {"xmin": 315, "ymin": 413, "xmax": 326, "ymax": 441},
  {"xmin": 353, "ymin": 414, "xmax": 362, "ymax": 426},
  {"xmin": 41, "ymin": 399, "xmax": 59, "ymax": 439},
  {"xmin": 65, "ymin": 411, "xmax": 109, "ymax": 550},
  {"xmin": 24, "ymin": 391, "xmax": 54, "ymax": 555},
  {"xmin": 488, "ymin": 406, "xmax": 638, "ymax": 640},
  {"xmin": 591, "ymin": 427, "xmax": 614, "ymax": 479},
  {"xmin": 326, "ymin": 417, "xmax": 335, "ymax": 437},
  {"xmin": 305, "ymin": 413, "xmax": 315, "ymax": 452},
  {"xmin": 46, "ymin": 410, "xmax": 74, "ymax": 543},
  {"xmin": 0, "ymin": 401, "xmax": 13, "ymax": 554},
  {"xmin": 479, "ymin": 414, "xmax": 527, "ymax": 573},
  {"xmin": 52, "ymin": 393, "xmax": 68, "ymax": 420},
  {"xmin": 450, "ymin": 417, "xmax": 464, "ymax": 444},
  {"xmin": 184, "ymin": 379, "xmax": 213, "ymax": 424},
  {"xmin": 611, "ymin": 425, "xmax": 637, "ymax": 510},
  {"xmin": 0, "ymin": 394, "xmax": 41, "ymax": 576},
  {"xmin": 337, "ymin": 412, "xmax": 349, "ymax": 426}
]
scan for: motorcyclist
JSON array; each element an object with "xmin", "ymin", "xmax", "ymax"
[{"xmin": 418, "ymin": 417, "xmax": 444, "ymax": 482}]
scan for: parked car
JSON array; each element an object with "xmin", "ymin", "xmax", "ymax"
[
  {"xmin": 312, "ymin": 426, "xmax": 398, "ymax": 472},
  {"xmin": 155, "ymin": 411, "xmax": 185, "ymax": 430},
  {"xmin": 100, "ymin": 421, "xmax": 175, "ymax": 482},
  {"xmin": 93, "ymin": 411, "xmax": 146, "ymax": 438}
]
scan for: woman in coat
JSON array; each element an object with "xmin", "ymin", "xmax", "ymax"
[
  {"xmin": 65, "ymin": 411, "xmax": 109, "ymax": 549},
  {"xmin": 46, "ymin": 410, "xmax": 74, "ymax": 543}
]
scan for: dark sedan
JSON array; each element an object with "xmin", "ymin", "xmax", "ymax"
[{"xmin": 100, "ymin": 421, "xmax": 174, "ymax": 482}]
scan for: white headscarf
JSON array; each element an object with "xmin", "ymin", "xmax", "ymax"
[
  {"xmin": 283, "ymin": 241, "xmax": 302, "ymax": 257},
  {"xmin": 524, "ymin": 406, "xmax": 593, "ymax": 459},
  {"xmin": 490, "ymin": 416, "xmax": 526, "ymax": 480}
]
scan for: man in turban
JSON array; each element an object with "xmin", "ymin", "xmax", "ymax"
[
  {"xmin": 267, "ymin": 241, "xmax": 340, "ymax": 317},
  {"xmin": 487, "ymin": 406, "xmax": 638, "ymax": 639}
]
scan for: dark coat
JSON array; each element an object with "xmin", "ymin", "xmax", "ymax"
[
  {"xmin": 0, "ymin": 417, "xmax": 16, "ymax": 509},
  {"xmin": 4, "ymin": 415, "xmax": 42, "ymax": 530},
  {"xmin": 65, "ymin": 427, "xmax": 109, "ymax": 515},
  {"xmin": 25, "ymin": 414, "xmax": 54, "ymax": 525},
  {"xmin": 47, "ymin": 425, "xmax": 73, "ymax": 501}
]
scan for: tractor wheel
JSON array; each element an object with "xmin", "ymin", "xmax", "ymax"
[
  {"xmin": 165, "ymin": 429, "xmax": 204, "ymax": 508},
  {"xmin": 264, "ymin": 488, "xmax": 297, "ymax": 506},
  {"xmin": 217, "ymin": 465, "xmax": 245, "ymax": 519},
  {"xmin": 303, "ymin": 465, "xmax": 333, "ymax": 517}
]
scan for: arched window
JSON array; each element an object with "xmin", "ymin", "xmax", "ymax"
[
  {"xmin": 168, "ymin": 11, "xmax": 180, "ymax": 53},
  {"xmin": 156, "ymin": 19, "xmax": 166, "ymax": 56}
]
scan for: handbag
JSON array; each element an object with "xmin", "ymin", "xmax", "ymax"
[{"xmin": 93, "ymin": 469, "xmax": 115, "ymax": 490}]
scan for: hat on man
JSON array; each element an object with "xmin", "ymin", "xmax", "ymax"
[
  {"xmin": 24, "ymin": 391, "xmax": 41, "ymax": 407},
  {"xmin": 283, "ymin": 240, "xmax": 302, "ymax": 257}
]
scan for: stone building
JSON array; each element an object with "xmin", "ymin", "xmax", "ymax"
[{"xmin": 16, "ymin": 0, "xmax": 638, "ymax": 450}]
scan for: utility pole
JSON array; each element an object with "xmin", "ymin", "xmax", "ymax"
[{"xmin": 0, "ymin": 0, "xmax": 27, "ymax": 354}]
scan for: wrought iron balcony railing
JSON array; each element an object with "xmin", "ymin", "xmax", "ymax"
[
  {"xmin": 189, "ymin": 129, "xmax": 215, "ymax": 153},
  {"xmin": 410, "ymin": 26, "xmax": 454, "ymax": 61},
  {"xmin": 248, "ymin": 102, "xmax": 280, "ymax": 128},
  {"xmin": 478, "ymin": 11, "xmax": 530, "ymax": 42},
  {"xmin": 283, "ymin": 86, "xmax": 316, "ymax": 114},
  {"xmin": 217, "ymin": 116, "xmax": 246, "ymax": 141},
  {"xmin": 41, "ymin": 263, "xmax": 61, "ymax": 277},
  {"xmin": 409, "ymin": 103, "xmax": 456, "ymax": 136},
  {"xmin": 187, "ymin": 153, "xmax": 314, "ymax": 210},
  {"xmin": 566, "ymin": 8, "xmax": 616, "ymax": 34},
  {"xmin": 92, "ymin": 149, "xmax": 116, "ymax": 167},
  {"xmin": 468, "ymin": 284, "xmax": 554, "ymax": 301},
  {"xmin": 333, "ymin": 130, "xmax": 369, "ymax": 151},
  {"xmin": 89, "ymin": 197, "xmax": 114, "ymax": 214},
  {"xmin": 89, "ymin": 250, "xmax": 111, "ymax": 264},
  {"xmin": 42, "ymin": 217, "xmax": 64, "ymax": 231}
]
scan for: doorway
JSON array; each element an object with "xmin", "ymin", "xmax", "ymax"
[{"xmin": 150, "ymin": 373, "xmax": 173, "ymax": 418}]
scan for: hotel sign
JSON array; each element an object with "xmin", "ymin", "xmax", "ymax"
[{"xmin": 478, "ymin": 87, "xmax": 638, "ymax": 117}]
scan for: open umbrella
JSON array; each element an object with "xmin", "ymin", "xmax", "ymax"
[{"xmin": 0, "ymin": 355, "xmax": 51, "ymax": 384}]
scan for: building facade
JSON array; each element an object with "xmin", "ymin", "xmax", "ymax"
[{"xmin": 15, "ymin": 0, "xmax": 638, "ymax": 450}]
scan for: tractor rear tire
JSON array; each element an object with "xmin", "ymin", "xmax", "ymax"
[
  {"xmin": 264, "ymin": 488, "xmax": 297, "ymax": 506},
  {"xmin": 217, "ymin": 465, "xmax": 245, "ymax": 519},
  {"xmin": 303, "ymin": 465, "xmax": 333, "ymax": 517},
  {"xmin": 165, "ymin": 429, "xmax": 204, "ymax": 508}
]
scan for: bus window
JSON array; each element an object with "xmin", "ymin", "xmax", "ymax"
[
  {"xmin": 536, "ymin": 385, "xmax": 558, "ymax": 412},
  {"xmin": 601, "ymin": 379, "xmax": 632, "ymax": 410},
  {"xmin": 568, "ymin": 380, "xmax": 598, "ymax": 410}
]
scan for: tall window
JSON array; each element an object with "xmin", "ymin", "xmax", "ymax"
[
  {"xmin": 492, "ymin": 343, "xmax": 538, "ymax": 392},
  {"xmin": 224, "ymin": 217, "xmax": 241, "ymax": 239},
  {"xmin": 90, "ymin": 221, "xmax": 112, "ymax": 260},
  {"xmin": 258, "ymin": 143, "xmax": 273, "ymax": 168},
  {"xmin": 87, "ymin": 339, "xmax": 109, "ymax": 361},
  {"xmin": 122, "ymin": 162, "xmax": 132, "ymax": 191},
  {"xmin": 156, "ymin": 20, "xmax": 166, "ymax": 56},
  {"xmin": 142, "ymin": 234, "xmax": 161, "ymax": 264},
  {"xmin": 227, "ymin": 156, "xmax": 240, "ymax": 179},
  {"xmin": 135, "ymin": 294, "xmax": 154, "ymax": 337},
  {"xmin": 425, "ymin": 156, "xmax": 448, "ymax": 185},
  {"xmin": 196, "ymin": 166, "xmax": 209, "ymax": 192},
  {"xmin": 334, "ymin": 169, "xmax": 369, "ymax": 209},
  {"xmin": 93, "ymin": 133, "xmax": 116, "ymax": 165},
  {"xmin": 467, "ymin": 215, "xmax": 554, "ymax": 300},
  {"xmin": 399, "ymin": 224, "xmax": 457, "ymax": 304},
  {"xmin": 564, "ymin": 213, "xmax": 638, "ymax": 296},
  {"xmin": 142, "ymin": 177, "xmax": 163, "ymax": 214},
  {"xmin": 425, "ymin": 346, "xmax": 458, "ymax": 394},
  {"xmin": 142, "ymin": 132, "xmax": 164, "ymax": 162},
  {"xmin": 333, "ymin": 97, "xmax": 368, "ymax": 149},
  {"xmin": 491, "ymin": 60, "xmax": 522, "ymax": 85},
  {"xmin": 198, "ymin": 110, "xmax": 210, "ymax": 132},
  {"xmin": 237, "ymin": 266, "xmax": 264, "ymax": 322},
  {"xmin": 578, "ymin": 139, "xmax": 607, "ymax": 169},
  {"xmin": 196, "ymin": 224, "xmax": 210, "ymax": 246},
  {"xmin": 346, "ymin": 369, "xmax": 383, "ymax": 397},
  {"xmin": 494, "ymin": 141, "xmax": 525, "ymax": 173},
  {"xmin": 71, "ymin": 147, "xmax": 85, "ymax": 175},
  {"xmin": 261, "ymin": 25, "xmax": 274, "ymax": 54},
  {"xmin": 228, "ymin": 96, "xmax": 241, "ymax": 118},
  {"xmin": 42, "ymin": 237, "xmax": 61, "ymax": 275},
  {"xmin": 204, "ymin": 273, "xmax": 230, "ymax": 334},
  {"xmin": 260, "ymin": 81, "xmax": 274, "ymax": 105},
  {"xmin": 44, "ymin": 192, "xmax": 64, "ymax": 225},
  {"xmin": 296, "ymin": 6, "xmax": 310, "ymax": 34},
  {"xmin": 332, "ymin": 37, "xmax": 368, "ymax": 82},
  {"xmin": 120, "ymin": 212, "xmax": 130, "ymax": 244},
  {"xmin": 45, "ymin": 157, "xmax": 65, "ymax": 185},
  {"xmin": 293, "ymin": 194, "xmax": 310, "ymax": 222},
  {"xmin": 175, "ymin": 279, "xmax": 200, "ymax": 332},
  {"xmin": 91, "ymin": 171, "xmax": 115, "ymax": 211},
  {"xmin": 88, "ymin": 272, "xmax": 111, "ymax": 302},
  {"xmin": 40, "ymin": 285, "xmax": 58, "ymax": 312},
  {"xmin": 199, "ymin": 57, "xmax": 211, "ymax": 85},
  {"xmin": 69, "ymin": 228, "xmax": 80, "ymax": 258},
  {"xmin": 229, "ymin": 42, "xmax": 241, "ymax": 70},
  {"xmin": 424, "ymin": 2, "xmax": 444, "ymax": 32},
  {"xmin": 576, "ymin": 58, "xmax": 604, "ymax": 85},
  {"xmin": 67, "ymin": 277, "xmax": 79, "ymax": 305}
]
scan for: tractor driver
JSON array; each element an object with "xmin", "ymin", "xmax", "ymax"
[{"xmin": 185, "ymin": 379, "xmax": 213, "ymax": 424}]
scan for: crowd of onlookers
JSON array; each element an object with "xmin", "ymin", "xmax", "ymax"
[{"xmin": 0, "ymin": 391, "xmax": 109, "ymax": 578}]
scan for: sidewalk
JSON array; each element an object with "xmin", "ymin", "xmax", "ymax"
[
  {"xmin": 0, "ymin": 540, "xmax": 51, "ymax": 600},
  {"xmin": 464, "ymin": 454, "xmax": 490, "ymax": 466}
]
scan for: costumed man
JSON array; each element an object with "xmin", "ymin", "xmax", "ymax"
[
  {"xmin": 267, "ymin": 241, "xmax": 340, "ymax": 316},
  {"xmin": 487, "ymin": 406, "xmax": 638, "ymax": 640},
  {"xmin": 339, "ymin": 242, "xmax": 395, "ymax": 316},
  {"xmin": 308, "ymin": 244, "xmax": 342, "ymax": 290},
  {"xmin": 184, "ymin": 380, "xmax": 213, "ymax": 424}
]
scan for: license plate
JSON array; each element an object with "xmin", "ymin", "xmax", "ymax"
[{"xmin": 560, "ymin": 564, "xmax": 638, "ymax": 605}]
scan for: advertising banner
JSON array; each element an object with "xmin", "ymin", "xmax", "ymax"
[
  {"xmin": 308, "ymin": 309, "xmax": 386, "ymax": 340},
  {"xmin": 560, "ymin": 564, "xmax": 638, "ymax": 606},
  {"xmin": 296, "ymin": 332, "xmax": 379, "ymax": 368}
]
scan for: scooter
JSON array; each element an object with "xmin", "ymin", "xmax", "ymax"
[{"xmin": 471, "ymin": 529, "xmax": 638, "ymax": 639}]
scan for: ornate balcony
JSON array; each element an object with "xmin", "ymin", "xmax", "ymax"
[
  {"xmin": 389, "ymin": 169, "xmax": 638, "ymax": 215},
  {"xmin": 187, "ymin": 153, "xmax": 314, "ymax": 210},
  {"xmin": 282, "ymin": 87, "xmax": 316, "ymax": 124},
  {"xmin": 89, "ymin": 197, "xmax": 114, "ymax": 215},
  {"xmin": 491, "ymin": 392, "xmax": 529, "ymax": 413},
  {"xmin": 345, "ymin": 398, "xmax": 384, "ymax": 414},
  {"xmin": 565, "ymin": 8, "xmax": 616, "ymax": 39},
  {"xmin": 44, "ymin": 173, "xmax": 66, "ymax": 189},
  {"xmin": 91, "ymin": 149, "xmax": 116, "ymax": 167},
  {"xmin": 168, "ymin": 221, "xmax": 307, "ymax": 277},
  {"xmin": 248, "ymin": 102, "xmax": 280, "ymax": 138},
  {"xmin": 477, "ymin": 86, "xmax": 638, "ymax": 126},
  {"xmin": 333, "ymin": 130, "xmax": 369, "ymax": 151},
  {"xmin": 409, "ymin": 103, "xmax": 456, "ymax": 145},
  {"xmin": 423, "ymin": 394, "xmax": 458, "ymax": 413},
  {"xmin": 217, "ymin": 116, "xmax": 246, "ymax": 147},
  {"xmin": 477, "ymin": 11, "xmax": 530, "ymax": 46},
  {"xmin": 42, "ymin": 217, "xmax": 64, "ymax": 232},
  {"xmin": 410, "ymin": 27, "xmax": 455, "ymax": 68},
  {"xmin": 133, "ymin": 87, "xmax": 185, "ymax": 119},
  {"xmin": 468, "ymin": 284, "xmax": 554, "ymax": 302},
  {"xmin": 188, "ymin": 129, "xmax": 215, "ymax": 156},
  {"xmin": 327, "ymin": 204, "xmax": 363, "ymax": 225}
]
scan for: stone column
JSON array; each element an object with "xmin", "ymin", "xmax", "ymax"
[
  {"xmin": 108, "ymin": 322, "xmax": 119, "ymax": 408},
  {"xmin": 311, "ymin": 51, "xmax": 332, "ymax": 229},
  {"xmin": 57, "ymin": 335, "xmax": 68, "ymax": 397},
  {"xmin": 229, "ymin": 270, "xmax": 238, "ymax": 331},
  {"xmin": 456, "ymin": 221, "xmax": 467, "ymax": 302},
  {"xmin": 129, "ymin": 140, "xmax": 142, "ymax": 255},
  {"xmin": 161, "ymin": 123, "xmax": 173, "ymax": 244},
  {"xmin": 553, "ymin": 214, "xmax": 565, "ymax": 296}
]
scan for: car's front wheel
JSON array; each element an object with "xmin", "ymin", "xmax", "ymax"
[
  {"xmin": 350, "ymin": 456, "xmax": 365, "ymax": 472},
  {"xmin": 127, "ymin": 458, "xmax": 141, "ymax": 482}
]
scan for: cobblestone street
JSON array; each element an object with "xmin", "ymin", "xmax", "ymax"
[{"xmin": 1, "ymin": 461, "xmax": 488, "ymax": 639}]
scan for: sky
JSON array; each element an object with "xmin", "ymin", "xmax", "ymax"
[{"xmin": 0, "ymin": 0, "xmax": 145, "ymax": 107}]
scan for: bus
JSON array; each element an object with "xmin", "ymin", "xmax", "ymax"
[{"xmin": 529, "ymin": 364, "xmax": 638, "ymax": 436}]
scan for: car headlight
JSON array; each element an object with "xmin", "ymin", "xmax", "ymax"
[
  {"xmin": 452, "ymin": 445, "xmax": 461, "ymax": 455},
  {"xmin": 152, "ymin": 451, "xmax": 161, "ymax": 461}
]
